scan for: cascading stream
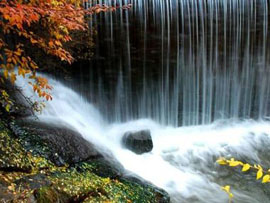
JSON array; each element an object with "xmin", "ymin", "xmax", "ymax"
[{"xmin": 17, "ymin": 76, "xmax": 270, "ymax": 203}]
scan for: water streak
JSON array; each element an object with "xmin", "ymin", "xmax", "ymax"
[{"xmin": 77, "ymin": 0, "xmax": 270, "ymax": 127}]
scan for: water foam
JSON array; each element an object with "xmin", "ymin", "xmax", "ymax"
[{"xmin": 16, "ymin": 76, "xmax": 270, "ymax": 203}]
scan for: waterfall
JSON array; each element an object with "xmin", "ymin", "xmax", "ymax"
[
  {"xmin": 74, "ymin": 0, "xmax": 270, "ymax": 127},
  {"xmin": 16, "ymin": 75, "xmax": 270, "ymax": 203}
]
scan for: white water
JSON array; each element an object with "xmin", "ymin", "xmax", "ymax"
[{"xmin": 17, "ymin": 76, "xmax": 270, "ymax": 203}]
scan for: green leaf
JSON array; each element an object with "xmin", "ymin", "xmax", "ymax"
[{"xmin": 5, "ymin": 104, "xmax": 10, "ymax": 112}]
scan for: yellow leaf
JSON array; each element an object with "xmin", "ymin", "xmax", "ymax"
[
  {"xmin": 10, "ymin": 72, "xmax": 16, "ymax": 84},
  {"xmin": 12, "ymin": 57, "xmax": 17, "ymax": 64},
  {"xmin": 14, "ymin": 51, "xmax": 21, "ymax": 56},
  {"xmin": 242, "ymin": 164, "xmax": 251, "ymax": 172},
  {"xmin": 221, "ymin": 185, "xmax": 234, "ymax": 201},
  {"xmin": 221, "ymin": 185, "xmax": 230, "ymax": 193},
  {"xmin": 217, "ymin": 158, "xmax": 227, "ymax": 165},
  {"xmin": 257, "ymin": 169, "xmax": 263, "ymax": 180},
  {"xmin": 55, "ymin": 40, "xmax": 62, "ymax": 46},
  {"xmin": 1, "ymin": 63, "xmax": 6, "ymax": 69},
  {"xmin": 30, "ymin": 38, "xmax": 38, "ymax": 44},
  {"xmin": 3, "ymin": 69, "xmax": 8, "ymax": 79},
  {"xmin": 5, "ymin": 104, "xmax": 10, "ymax": 112},
  {"xmin": 229, "ymin": 160, "xmax": 242, "ymax": 167},
  {"xmin": 262, "ymin": 175, "xmax": 270, "ymax": 183},
  {"xmin": 7, "ymin": 184, "xmax": 14, "ymax": 191}
]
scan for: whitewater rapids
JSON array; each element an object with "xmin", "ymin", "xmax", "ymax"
[{"xmin": 17, "ymin": 76, "xmax": 270, "ymax": 203}]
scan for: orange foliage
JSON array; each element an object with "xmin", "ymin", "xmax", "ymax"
[
  {"xmin": 0, "ymin": 0, "xmax": 127, "ymax": 102},
  {"xmin": 0, "ymin": 0, "xmax": 87, "ymax": 100}
]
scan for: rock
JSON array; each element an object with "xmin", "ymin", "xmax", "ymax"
[
  {"xmin": 34, "ymin": 186, "xmax": 69, "ymax": 203},
  {"xmin": 122, "ymin": 130, "xmax": 153, "ymax": 154},
  {"xmin": 15, "ymin": 174, "xmax": 51, "ymax": 190},
  {"xmin": 0, "ymin": 122, "xmax": 32, "ymax": 173},
  {"xmin": 0, "ymin": 181, "xmax": 15, "ymax": 202},
  {"xmin": 0, "ymin": 119, "xmax": 170, "ymax": 203},
  {"xmin": 82, "ymin": 157, "xmax": 124, "ymax": 179},
  {"xmin": 121, "ymin": 174, "xmax": 170, "ymax": 203},
  {"xmin": 0, "ymin": 81, "xmax": 34, "ymax": 118},
  {"xmin": 10, "ymin": 119, "xmax": 102, "ymax": 166}
]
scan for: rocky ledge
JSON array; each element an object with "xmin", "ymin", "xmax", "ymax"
[{"xmin": 0, "ymin": 85, "xmax": 170, "ymax": 203}]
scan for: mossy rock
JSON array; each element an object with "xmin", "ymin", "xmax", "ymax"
[
  {"xmin": 34, "ymin": 187, "xmax": 69, "ymax": 203},
  {"xmin": 0, "ymin": 121, "xmax": 32, "ymax": 172},
  {"xmin": 9, "ymin": 119, "xmax": 101, "ymax": 167},
  {"xmin": 76, "ymin": 158, "xmax": 124, "ymax": 179},
  {"xmin": 35, "ymin": 164, "xmax": 169, "ymax": 203},
  {"xmin": 0, "ymin": 81, "xmax": 34, "ymax": 119},
  {"xmin": 0, "ymin": 119, "xmax": 170, "ymax": 203}
]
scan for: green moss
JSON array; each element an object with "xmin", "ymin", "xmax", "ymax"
[
  {"xmin": 0, "ymin": 123, "xmax": 32, "ymax": 172},
  {"xmin": 35, "ymin": 186, "xmax": 68, "ymax": 203},
  {"xmin": 9, "ymin": 120, "xmax": 53, "ymax": 161},
  {"xmin": 39, "ymin": 162, "xmax": 162, "ymax": 203},
  {"xmin": 35, "ymin": 165, "xmax": 160, "ymax": 203},
  {"xmin": 0, "ymin": 120, "xmax": 168, "ymax": 203},
  {"xmin": 0, "ymin": 120, "xmax": 61, "ymax": 174}
]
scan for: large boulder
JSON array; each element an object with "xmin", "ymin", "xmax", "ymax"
[
  {"xmin": 122, "ymin": 130, "xmax": 153, "ymax": 154},
  {"xmin": 10, "ymin": 119, "xmax": 102, "ymax": 166},
  {"xmin": 0, "ymin": 111, "xmax": 170, "ymax": 202},
  {"xmin": 5, "ymin": 120, "xmax": 170, "ymax": 202}
]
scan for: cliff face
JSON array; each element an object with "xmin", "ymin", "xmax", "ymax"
[{"xmin": 0, "ymin": 85, "xmax": 170, "ymax": 203}]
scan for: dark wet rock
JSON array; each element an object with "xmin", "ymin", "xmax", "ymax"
[
  {"xmin": 0, "ymin": 122, "xmax": 33, "ymax": 173},
  {"xmin": 0, "ymin": 81, "xmax": 34, "ymax": 118},
  {"xmin": 121, "ymin": 174, "xmax": 170, "ymax": 203},
  {"xmin": 10, "ymin": 119, "xmax": 102, "ymax": 166},
  {"xmin": 34, "ymin": 187, "xmax": 69, "ymax": 203},
  {"xmin": 0, "ymin": 184, "xmax": 16, "ymax": 203},
  {"xmin": 15, "ymin": 174, "xmax": 51, "ymax": 190},
  {"xmin": 122, "ymin": 130, "xmax": 153, "ymax": 154},
  {"xmin": 81, "ymin": 158, "xmax": 124, "ymax": 179}
]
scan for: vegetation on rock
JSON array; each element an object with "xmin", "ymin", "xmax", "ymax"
[{"xmin": 0, "ymin": 118, "xmax": 169, "ymax": 202}]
